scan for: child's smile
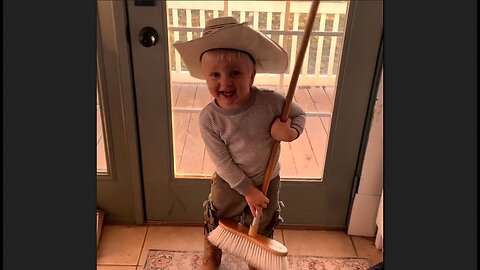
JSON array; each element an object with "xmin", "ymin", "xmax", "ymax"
[{"xmin": 201, "ymin": 50, "xmax": 256, "ymax": 109}]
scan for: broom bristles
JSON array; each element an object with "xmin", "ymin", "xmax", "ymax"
[{"xmin": 207, "ymin": 220, "xmax": 289, "ymax": 270}]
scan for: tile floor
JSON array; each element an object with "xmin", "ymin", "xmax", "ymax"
[{"xmin": 97, "ymin": 224, "xmax": 383, "ymax": 270}]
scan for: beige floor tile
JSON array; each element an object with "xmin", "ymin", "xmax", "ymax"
[
  {"xmin": 97, "ymin": 266, "xmax": 137, "ymax": 270},
  {"xmin": 351, "ymin": 236, "xmax": 384, "ymax": 265},
  {"xmin": 283, "ymin": 229, "xmax": 356, "ymax": 257},
  {"xmin": 97, "ymin": 225, "xmax": 148, "ymax": 266},
  {"xmin": 137, "ymin": 225, "xmax": 204, "ymax": 266}
]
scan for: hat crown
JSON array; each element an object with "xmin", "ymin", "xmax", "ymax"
[
  {"xmin": 202, "ymin": 16, "xmax": 243, "ymax": 36},
  {"xmin": 173, "ymin": 16, "xmax": 288, "ymax": 79}
]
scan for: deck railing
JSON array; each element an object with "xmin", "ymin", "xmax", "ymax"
[{"xmin": 166, "ymin": 1, "xmax": 348, "ymax": 87}]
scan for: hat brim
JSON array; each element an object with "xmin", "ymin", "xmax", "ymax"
[{"xmin": 173, "ymin": 24, "xmax": 288, "ymax": 79}]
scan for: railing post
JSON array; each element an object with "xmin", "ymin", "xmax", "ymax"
[
  {"xmin": 279, "ymin": 0, "xmax": 291, "ymax": 91},
  {"xmin": 314, "ymin": 13, "xmax": 327, "ymax": 78},
  {"xmin": 327, "ymin": 13, "xmax": 340, "ymax": 77}
]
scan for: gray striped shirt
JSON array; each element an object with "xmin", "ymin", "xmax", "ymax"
[{"xmin": 199, "ymin": 87, "xmax": 306, "ymax": 195}]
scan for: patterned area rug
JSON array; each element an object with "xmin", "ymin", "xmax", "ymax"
[{"xmin": 143, "ymin": 249, "xmax": 371, "ymax": 270}]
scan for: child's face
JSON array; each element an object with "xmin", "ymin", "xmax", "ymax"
[{"xmin": 201, "ymin": 50, "xmax": 256, "ymax": 109}]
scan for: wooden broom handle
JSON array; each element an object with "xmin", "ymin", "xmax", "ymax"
[
  {"xmin": 249, "ymin": 1, "xmax": 319, "ymax": 237},
  {"xmin": 261, "ymin": 0, "xmax": 320, "ymax": 195}
]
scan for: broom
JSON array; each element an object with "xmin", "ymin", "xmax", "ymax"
[{"xmin": 207, "ymin": 1, "xmax": 320, "ymax": 269}]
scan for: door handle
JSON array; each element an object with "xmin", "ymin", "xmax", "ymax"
[{"xmin": 139, "ymin": 27, "xmax": 159, "ymax": 48}]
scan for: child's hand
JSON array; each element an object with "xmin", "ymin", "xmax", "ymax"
[
  {"xmin": 245, "ymin": 186, "xmax": 269, "ymax": 218},
  {"xmin": 270, "ymin": 117, "xmax": 299, "ymax": 142}
]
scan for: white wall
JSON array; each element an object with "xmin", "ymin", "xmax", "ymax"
[{"xmin": 347, "ymin": 68, "xmax": 383, "ymax": 238}]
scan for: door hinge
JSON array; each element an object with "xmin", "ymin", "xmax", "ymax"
[
  {"xmin": 351, "ymin": 175, "xmax": 361, "ymax": 198},
  {"xmin": 135, "ymin": 0, "xmax": 155, "ymax": 6}
]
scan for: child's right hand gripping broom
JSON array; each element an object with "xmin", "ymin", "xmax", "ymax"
[{"xmin": 207, "ymin": 1, "xmax": 320, "ymax": 270}]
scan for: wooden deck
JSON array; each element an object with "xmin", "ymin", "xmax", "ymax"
[
  {"xmin": 170, "ymin": 83, "xmax": 335, "ymax": 179},
  {"xmin": 97, "ymin": 83, "xmax": 335, "ymax": 179}
]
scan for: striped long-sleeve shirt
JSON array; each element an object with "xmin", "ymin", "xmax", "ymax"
[{"xmin": 199, "ymin": 86, "xmax": 306, "ymax": 195}]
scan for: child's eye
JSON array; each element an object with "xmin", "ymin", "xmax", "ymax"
[
  {"xmin": 231, "ymin": 71, "xmax": 241, "ymax": 76},
  {"xmin": 210, "ymin": 72, "xmax": 220, "ymax": 78}
]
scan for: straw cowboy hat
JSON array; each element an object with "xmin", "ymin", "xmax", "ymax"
[{"xmin": 173, "ymin": 16, "xmax": 288, "ymax": 79}]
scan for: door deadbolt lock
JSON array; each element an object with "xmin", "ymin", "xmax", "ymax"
[{"xmin": 139, "ymin": 27, "xmax": 159, "ymax": 47}]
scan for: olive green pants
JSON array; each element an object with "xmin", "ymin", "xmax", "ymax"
[{"xmin": 203, "ymin": 173, "xmax": 283, "ymax": 239}]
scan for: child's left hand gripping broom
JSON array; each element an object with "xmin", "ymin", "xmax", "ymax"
[{"xmin": 207, "ymin": 1, "xmax": 320, "ymax": 269}]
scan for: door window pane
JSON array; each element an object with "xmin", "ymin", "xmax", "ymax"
[{"xmin": 166, "ymin": 1, "xmax": 349, "ymax": 180}]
